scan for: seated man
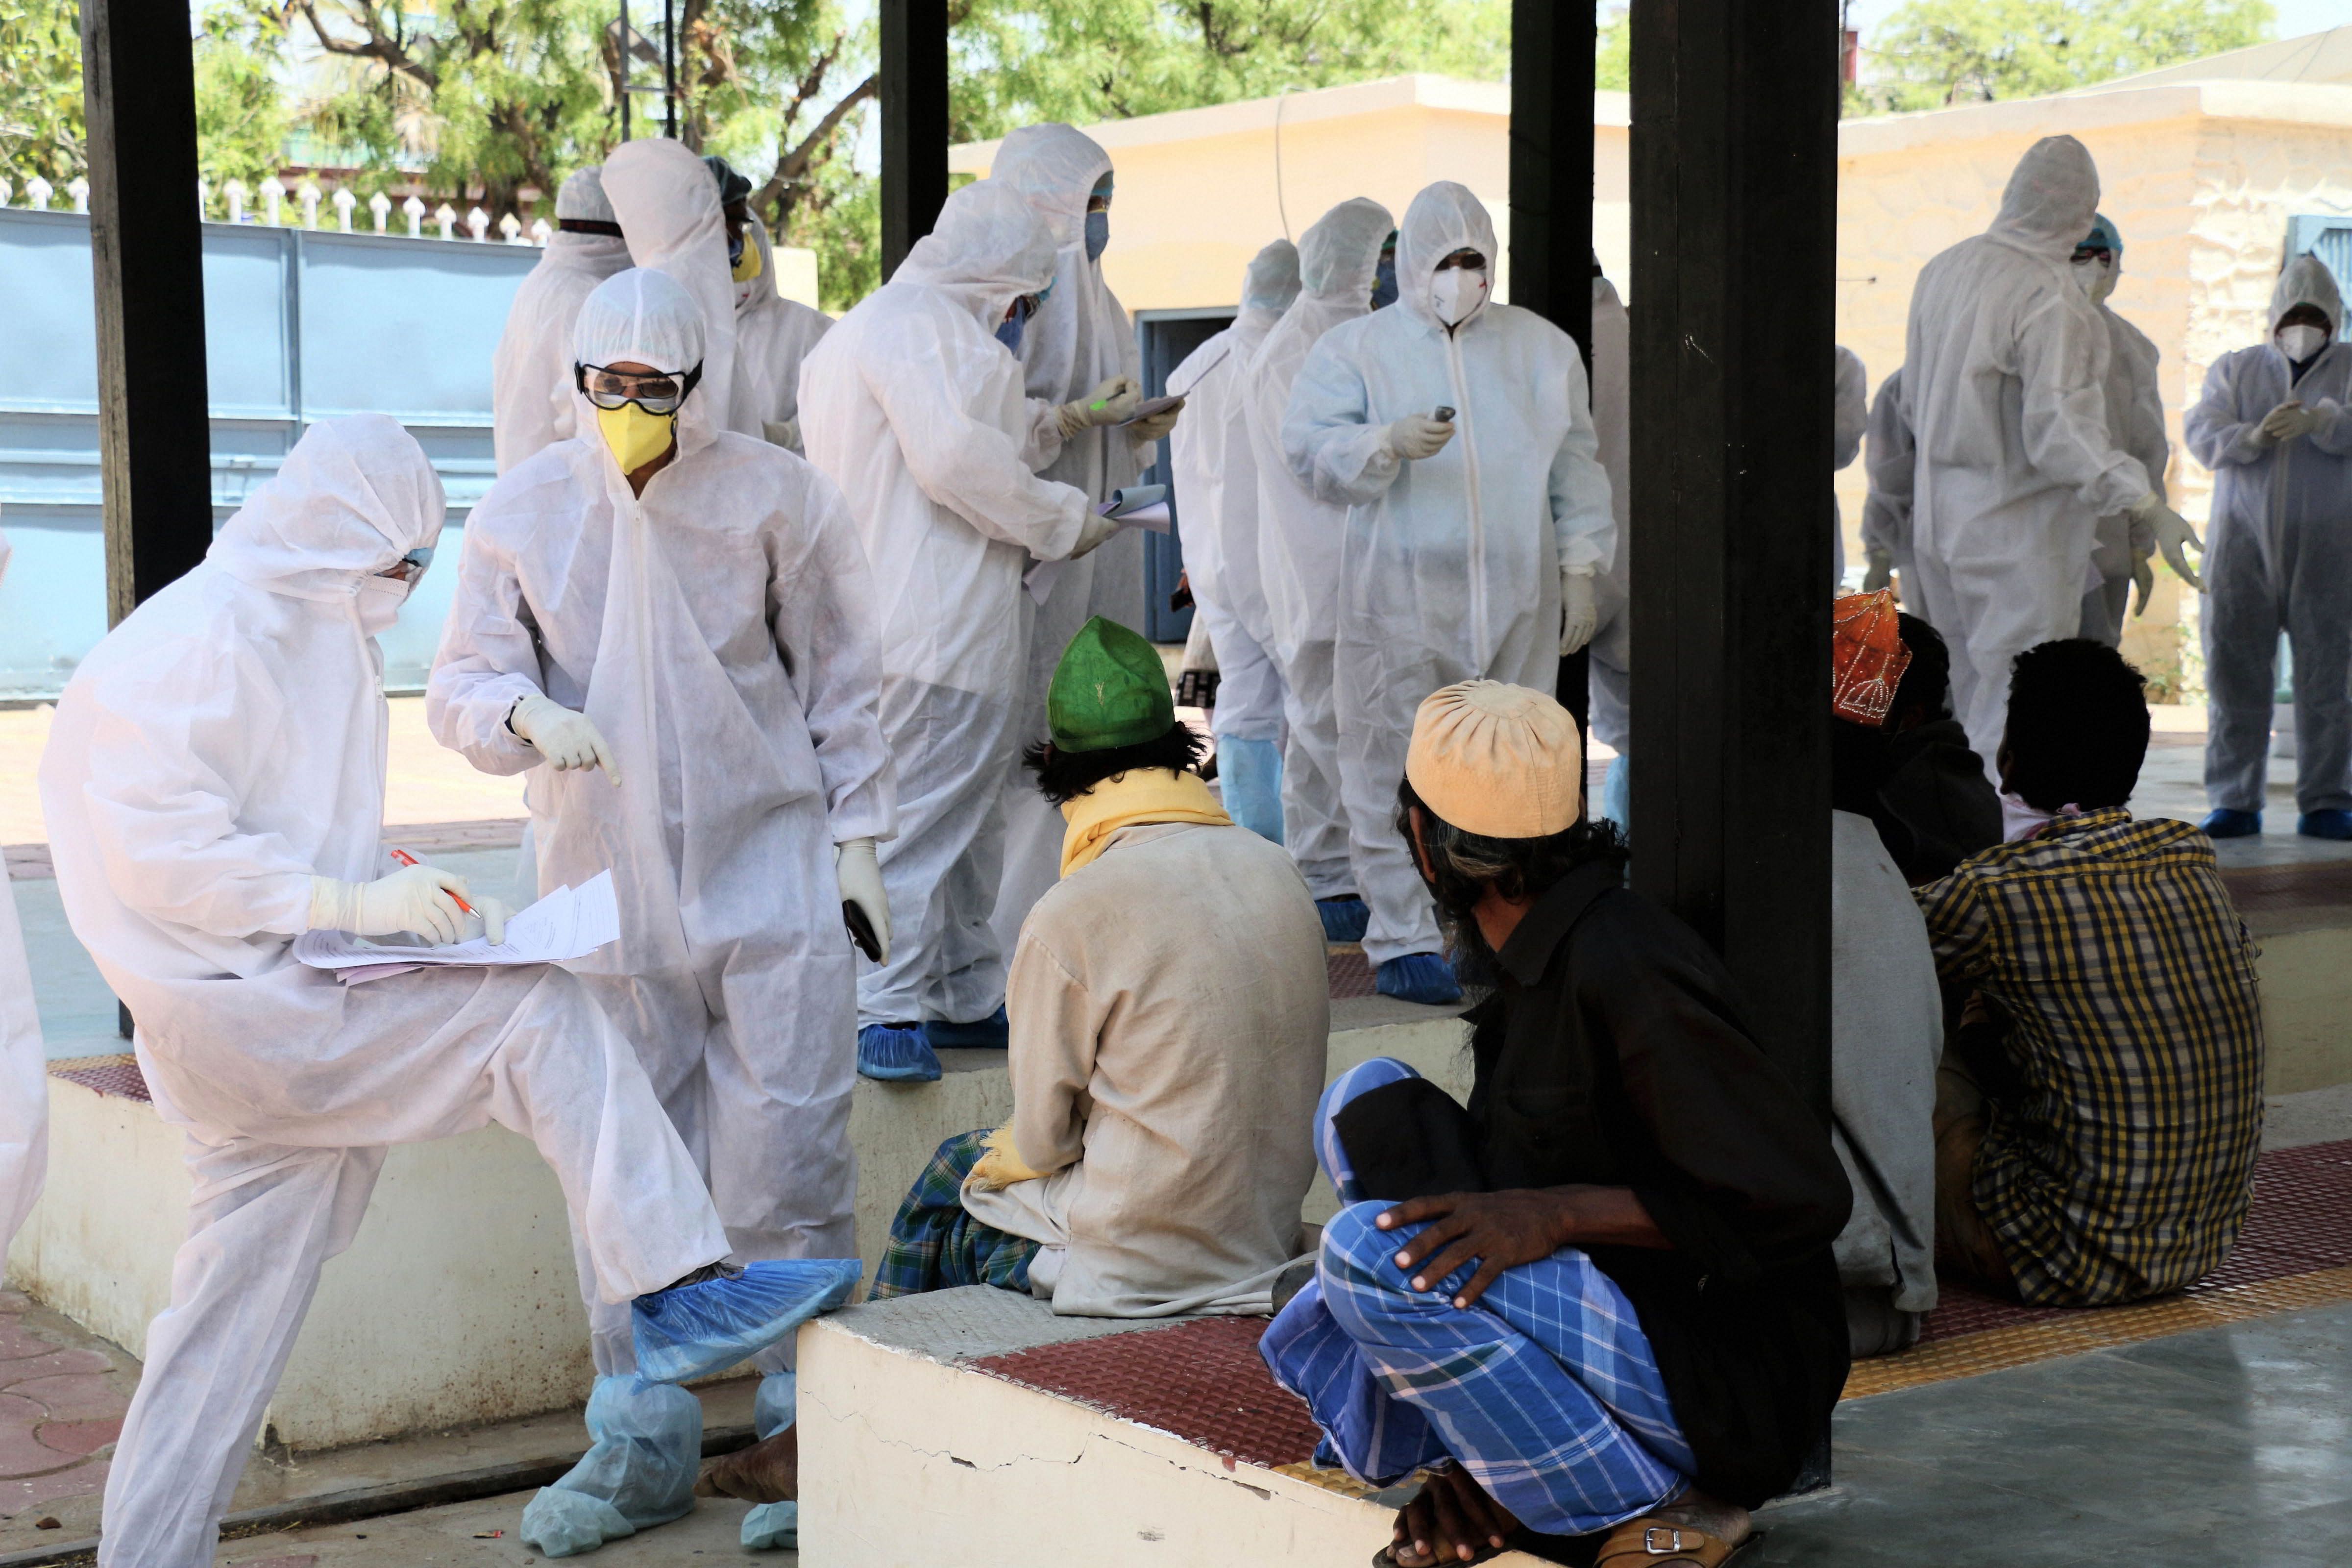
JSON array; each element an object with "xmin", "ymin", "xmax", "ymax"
[
  {"xmin": 1263, "ymin": 682, "xmax": 1850, "ymax": 1568},
  {"xmin": 1923, "ymin": 639, "xmax": 2266, "ymax": 1305},
  {"xmin": 1864, "ymin": 613, "xmax": 2003, "ymax": 885},
  {"xmin": 1827, "ymin": 592, "xmax": 1942, "ymax": 1358}
]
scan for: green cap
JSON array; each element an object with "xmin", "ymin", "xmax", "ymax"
[{"xmin": 1048, "ymin": 616, "xmax": 1175, "ymax": 753}]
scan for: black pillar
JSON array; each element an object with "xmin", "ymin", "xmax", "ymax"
[
  {"xmin": 81, "ymin": 0, "xmax": 214, "ymax": 629},
  {"xmin": 1511, "ymin": 0, "xmax": 1599, "ymax": 737},
  {"xmin": 1627, "ymin": 1, "xmax": 1840, "ymax": 1112},
  {"xmin": 879, "ymin": 0, "xmax": 949, "ymax": 280}
]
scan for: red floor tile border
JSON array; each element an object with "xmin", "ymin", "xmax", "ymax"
[
  {"xmin": 48, "ymin": 1056, "xmax": 149, "ymax": 1105},
  {"xmin": 1327, "ymin": 947, "xmax": 1376, "ymax": 1000},
  {"xmin": 2217, "ymin": 859, "xmax": 2352, "ymax": 913}
]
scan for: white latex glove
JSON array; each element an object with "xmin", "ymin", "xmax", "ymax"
[
  {"xmin": 1056, "ymin": 375, "xmax": 1141, "ymax": 439},
  {"xmin": 2128, "ymin": 492, "xmax": 2205, "ymax": 593},
  {"xmin": 308, "ymin": 864, "xmax": 499, "ymax": 947},
  {"xmin": 1127, "ymin": 398, "xmax": 1183, "ymax": 443},
  {"xmin": 834, "ymin": 838, "xmax": 891, "ymax": 966},
  {"xmin": 2262, "ymin": 400, "xmax": 2323, "ymax": 442},
  {"xmin": 1559, "ymin": 567, "xmax": 1598, "ymax": 655},
  {"xmin": 1381, "ymin": 416, "xmax": 1455, "ymax": 461},
  {"xmin": 1069, "ymin": 509, "xmax": 1123, "ymax": 559},
  {"xmin": 760, "ymin": 417, "xmax": 802, "ymax": 452},
  {"xmin": 1862, "ymin": 545, "xmax": 1895, "ymax": 596},
  {"xmin": 509, "ymin": 691, "xmax": 620, "ymax": 782}
]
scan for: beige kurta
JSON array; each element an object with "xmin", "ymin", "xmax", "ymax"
[{"xmin": 960, "ymin": 819, "xmax": 1330, "ymax": 1316}]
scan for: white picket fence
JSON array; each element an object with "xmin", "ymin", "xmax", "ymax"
[{"xmin": 0, "ymin": 172, "xmax": 550, "ymax": 245}]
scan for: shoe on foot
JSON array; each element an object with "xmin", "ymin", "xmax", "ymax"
[
  {"xmin": 2200, "ymin": 808, "xmax": 2261, "ymax": 839},
  {"xmin": 858, "ymin": 1021, "xmax": 939, "ymax": 1082},
  {"xmin": 2301, "ymin": 809, "xmax": 2352, "ymax": 840},
  {"xmin": 740, "ymin": 1500, "xmax": 799, "ymax": 1550},
  {"xmin": 519, "ymin": 1374, "xmax": 700, "ymax": 1557},
  {"xmin": 925, "ymin": 1005, "xmax": 1008, "ymax": 1050},
  {"xmin": 1317, "ymin": 896, "xmax": 1371, "ymax": 943},
  {"xmin": 632, "ymin": 1259, "xmax": 861, "ymax": 1386},
  {"xmin": 1376, "ymin": 953, "xmax": 1462, "ymax": 1006}
]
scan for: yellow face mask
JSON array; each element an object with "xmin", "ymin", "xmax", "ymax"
[
  {"xmin": 731, "ymin": 233, "xmax": 763, "ymax": 285},
  {"xmin": 595, "ymin": 402, "xmax": 677, "ymax": 475}
]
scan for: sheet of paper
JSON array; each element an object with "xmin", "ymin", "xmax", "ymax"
[{"xmin": 294, "ymin": 870, "xmax": 620, "ymax": 972}]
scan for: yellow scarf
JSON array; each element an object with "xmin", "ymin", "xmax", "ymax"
[{"xmin": 1058, "ymin": 767, "xmax": 1232, "ymax": 877}]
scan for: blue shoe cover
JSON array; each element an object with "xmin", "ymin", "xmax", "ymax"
[
  {"xmin": 2200, "ymin": 808, "xmax": 2261, "ymax": 839},
  {"xmin": 633, "ymin": 1259, "xmax": 862, "ymax": 1385},
  {"xmin": 519, "ymin": 1374, "xmax": 700, "ymax": 1557},
  {"xmin": 858, "ymin": 1022, "xmax": 940, "ymax": 1082},
  {"xmin": 742, "ymin": 1500, "xmax": 799, "ymax": 1550},
  {"xmin": 2301, "ymin": 809, "xmax": 2352, "ymax": 840},
  {"xmin": 1376, "ymin": 953, "xmax": 1463, "ymax": 1006},
  {"xmin": 1317, "ymin": 896, "xmax": 1371, "ymax": 943},
  {"xmin": 754, "ymin": 1370, "xmax": 796, "ymax": 1438},
  {"xmin": 1218, "ymin": 735, "xmax": 1285, "ymax": 844},
  {"xmin": 925, "ymin": 1005, "xmax": 1008, "ymax": 1050}
]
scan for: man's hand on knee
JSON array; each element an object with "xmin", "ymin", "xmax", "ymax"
[{"xmin": 1377, "ymin": 1185, "xmax": 1665, "ymax": 1309}]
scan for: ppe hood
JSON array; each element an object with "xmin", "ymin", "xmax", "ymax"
[
  {"xmin": 1396, "ymin": 181, "xmax": 1497, "ymax": 331},
  {"xmin": 896, "ymin": 179, "xmax": 1060, "ymax": 337},
  {"xmin": 1242, "ymin": 238, "xmax": 1302, "ymax": 314},
  {"xmin": 604, "ymin": 137, "xmax": 744, "ymax": 433},
  {"xmin": 2271, "ymin": 253, "xmax": 2344, "ymax": 335},
  {"xmin": 1297, "ymin": 197, "xmax": 1395, "ymax": 307},
  {"xmin": 992, "ymin": 122, "xmax": 1112, "ymax": 250},
  {"xmin": 1988, "ymin": 136, "xmax": 2101, "ymax": 258},
  {"xmin": 209, "ymin": 414, "xmax": 445, "ymax": 603},
  {"xmin": 572, "ymin": 267, "xmax": 720, "ymax": 458}
]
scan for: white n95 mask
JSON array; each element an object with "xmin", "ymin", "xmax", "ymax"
[
  {"xmin": 1431, "ymin": 267, "xmax": 1489, "ymax": 327},
  {"xmin": 2278, "ymin": 324, "xmax": 2329, "ymax": 363},
  {"xmin": 2071, "ymin": 257, "xmax": 2116, "ymax": 305},
  {"xmin": 356, "ymin": 574, "xmax": 411, "ymax": 636}
]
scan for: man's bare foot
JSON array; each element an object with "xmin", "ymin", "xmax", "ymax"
[
  {"xmin": 1385, "ymin": 1465, "xmax": 1518, "ymax": 1566},
  {"xmin": 695, "ymin": 1424, "xmax": 797, "ymax": 1504}
]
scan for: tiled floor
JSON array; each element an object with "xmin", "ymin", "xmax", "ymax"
[{"xmin": 0, "ymin": 1288, "xmax": 140, "ymax": 1543}]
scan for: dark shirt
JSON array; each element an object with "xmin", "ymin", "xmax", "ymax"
[
  {"xmin": 1349, "ymin": 864, "xmax": 1853, "ymax": 1505},
  {"xmin": 1869, "ymin": 717, "xmax": 2002, "ymax": 885}
]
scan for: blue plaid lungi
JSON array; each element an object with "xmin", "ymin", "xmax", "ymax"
[{"xmin": 1259, "ymin": 1058, "xmax": 1696, "ymax": 1536}]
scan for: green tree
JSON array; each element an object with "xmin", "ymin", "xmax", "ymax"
[
  {"xmin": 0, "ymin": 0, "xmax": 83, "ymax": 189},
  {"xmin": 195, "ymin": 1, "xmax": 295, "ymax": 194},
  {"xmin": 1865, "ymin": 0, "xmax": 2273, "ymax": 111}
]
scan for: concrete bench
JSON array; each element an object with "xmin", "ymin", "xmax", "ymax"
[{"xmin": 4, "ymin": 971, "xmax": 1469, "ymax": 1451}]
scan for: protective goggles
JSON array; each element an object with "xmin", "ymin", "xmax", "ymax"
[
  {"xmin": 2071, "ymin": 245, "xmax": 2114, "ymax": 266},
  {"xmin": 377, "ymin": 545, "xmax": 434, "ymax": 586},
  {"xmin": 575, "ymin": 362, "xmax": 705, "ymax": 414}
]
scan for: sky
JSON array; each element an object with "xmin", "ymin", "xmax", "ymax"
[{"xmin": 1845, "ymin": 0, "xmax": 2352, "ymax": 39}]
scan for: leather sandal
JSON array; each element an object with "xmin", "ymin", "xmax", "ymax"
[{"xmin": 1594, "ymin": 1516, "xmax": 1755, "ymax": 1567}]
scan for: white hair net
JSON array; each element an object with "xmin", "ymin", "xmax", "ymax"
[
  {"xmin": 208, "ymin": 413, "xmax": 445, "ymax": 602},
  {"xmin": 895, "ymin": 179, "xmax": 1060, "ymax": 332},
  {"xmin": 573, "ymin": 266, "xmax": 707, "ymax": 376},
  {"xmin": 2272, "ymin": 253, "xmax": 2345, "ymax": 334}
]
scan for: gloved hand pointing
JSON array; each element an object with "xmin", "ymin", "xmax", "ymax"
[
  {"xmin": 1382, "ymin": 416, "xmax": 1455, "ymax": 462},
  {"xmin": 835, "ymin": 838, "xmax": 891, "ymax": 966},
  {"xmin": 309, "ymin": 863, "xmax": 504, "ymax": 947},
  {"xmin": 2262, "ymin": 400, "xmax": 2324, "ymax": 443},
  {"xmin": 1559, "ymin": 567, "xmax": 1598, "ymax": 655},
  {"xmin": 1056, "ymin": 375, "xmax": 1141, "ymax": 440},
  {"xmin": 2128, "ymin": 493, "xmax": 2205, "ymax": 593},
  {"xmin": 509, "ymin": 692, "xmax": 620, "ymax": 783}
]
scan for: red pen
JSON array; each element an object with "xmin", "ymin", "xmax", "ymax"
[{"xmin": 389, "ymin": 847, "xmax": 475, "ymax": 916}]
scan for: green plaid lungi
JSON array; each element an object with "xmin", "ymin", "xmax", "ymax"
[{"xmin": 868, "ymin": 1129, "xmax": 1045, "ymax": 1300}]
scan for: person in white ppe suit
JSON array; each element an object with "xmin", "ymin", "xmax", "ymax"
[
  {"xmin": 1586, "ymin": 255, "xmax": 1634, "ymax": 831},
  {"xmin": 1286, "ymin": 182, "xmax": 1615, "ymax": 1005},
  {"xmin": 2069, "ymin": 214, "xmax": 2173, "ymax": 648},
  {"xmin": 1248, "ymin": 196, "xmax": 1395, "ymax": 942},
  {"xmin": 1166, "ymin": 239, "xmax": 1302, "ymax": 842},
  {"xmin": 602, "ymin": 138, "xmax": 759, "ymax": 441},
  {"xmin": 0, "ymin": 526, "xmax": 43, "ymax": 1261},
  {"xmin": 2186, "ymin": 254, "xmax": 2352, "ymax": 841},
  {"xmin": 41, "ymin": 416, "xmax": 847, "ymax": 1568},
  {"xmin": 492, "ymin": 167, "xmax": 634, "ymax": 473},
  {"xmin": 1900, "ymin": 134, "xmax": 2201, "ymax": 774},
  {"xmin": 985, "ymin": 124, "xmax": 1182, "ymax": 1001},
  {"xmin": 430, "ymin": 270, "xmax": 891, "ymax": 1556},
  {"xmin": 704, "ymin": 153, "xmax": 832, "ymax": 455},
  {"xmin": 1832, "ymin": 344, "xmax": 1869, "ymax": 588},
  {"xmin": 1861, "ymin": 367, "xmax": 1915, "ymax": 598},
  {"xmin": 799, "ymin": 179, "xmax": 1118, "ymax": 1085}
]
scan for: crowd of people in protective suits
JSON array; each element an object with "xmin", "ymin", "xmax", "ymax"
[{"xmin": 2, "ymin": 113, "xmax": 2342, "ymax": 1568}]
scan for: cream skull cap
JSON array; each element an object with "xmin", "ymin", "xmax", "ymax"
[{"xmin": 1405, "ymin": 681, "xmax": 1584, "ymax": 839}]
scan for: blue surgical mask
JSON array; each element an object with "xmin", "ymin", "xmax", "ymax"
[
  {"xmin": 1371, "ymin": 252, "xmax": 1398, "ymax": 310},
  {"xmin": 1084, "ymin": 209, "xmax": 1109, "ymax": 263},
  {"xmin": 995, "ymin": 308, "xmax": 1027, "ymax": 354}
]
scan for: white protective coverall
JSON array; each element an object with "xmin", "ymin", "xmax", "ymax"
[
  {"xmin": 40, "ymin": 417, "xmax": 727, "ymax": 1568},
  {"xmin": 1900, "ymin": 135, "xmax": 2155, "ymax": 770},
  {"xmin": 2079, "ymin": 303, "xmax": 2170, "ymax": 646},
  {"xmin": 431, "ymin": 269, "xmax": 892, "ymax": 1376},
  {"xmin": 603, "ymin": 138, "xmax": 752, "ymax": 437},
  {"xmin": 1247, "ymin": 197, "xmax": 1395, "ymax": 902},
  {"xmin": 799, "ymin": 180, "xmax": 1093, "ymax": 1031},
  {"xmin": 1166, "ymin": 240, "xmax": 1303, "ymax": 839},
  {"xmin": 732, "ymin": 220, "xmax": 833, "ymax": 454},
  {"xmin": 1833, "ymin": 345, "xmax": 1869, "ymax": 589},
  {"xmin": 492, "ymin": 167, "xmax": 633, "ymax": 473},
  {"xmin": 988, "ymin": 125, "xmax": 1154, "ymax": 959},
  {"xmin": 1587, "ymin": 270, "xmax": 1633, "ymax": 775},
  {"xmin": 1287, "ymin": 183, "xmax": 1616, "ymax": 967},
  {"xmin": 2186, "ymin": 256, "xmax": 2352, "ymax": 816},
  {"xmin": 1861, "ymin": 367, "xmax": 1916, "ymax": 593},
  {"xmin": 0, "ymin": 527, "xmax": 43, "ymax": 1256}
]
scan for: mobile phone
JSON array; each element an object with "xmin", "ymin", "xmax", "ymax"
[
  {"xmin": 1118, "ymin": 394, "xmax": 1184, "ymax": 427},
  {"xmin": 1434, "ymin": 405, "xmax": 1456, "ymax": 423},
  {"xmin": 844, "ymin": 901, "xmax": 882, "ymax": 963}
]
